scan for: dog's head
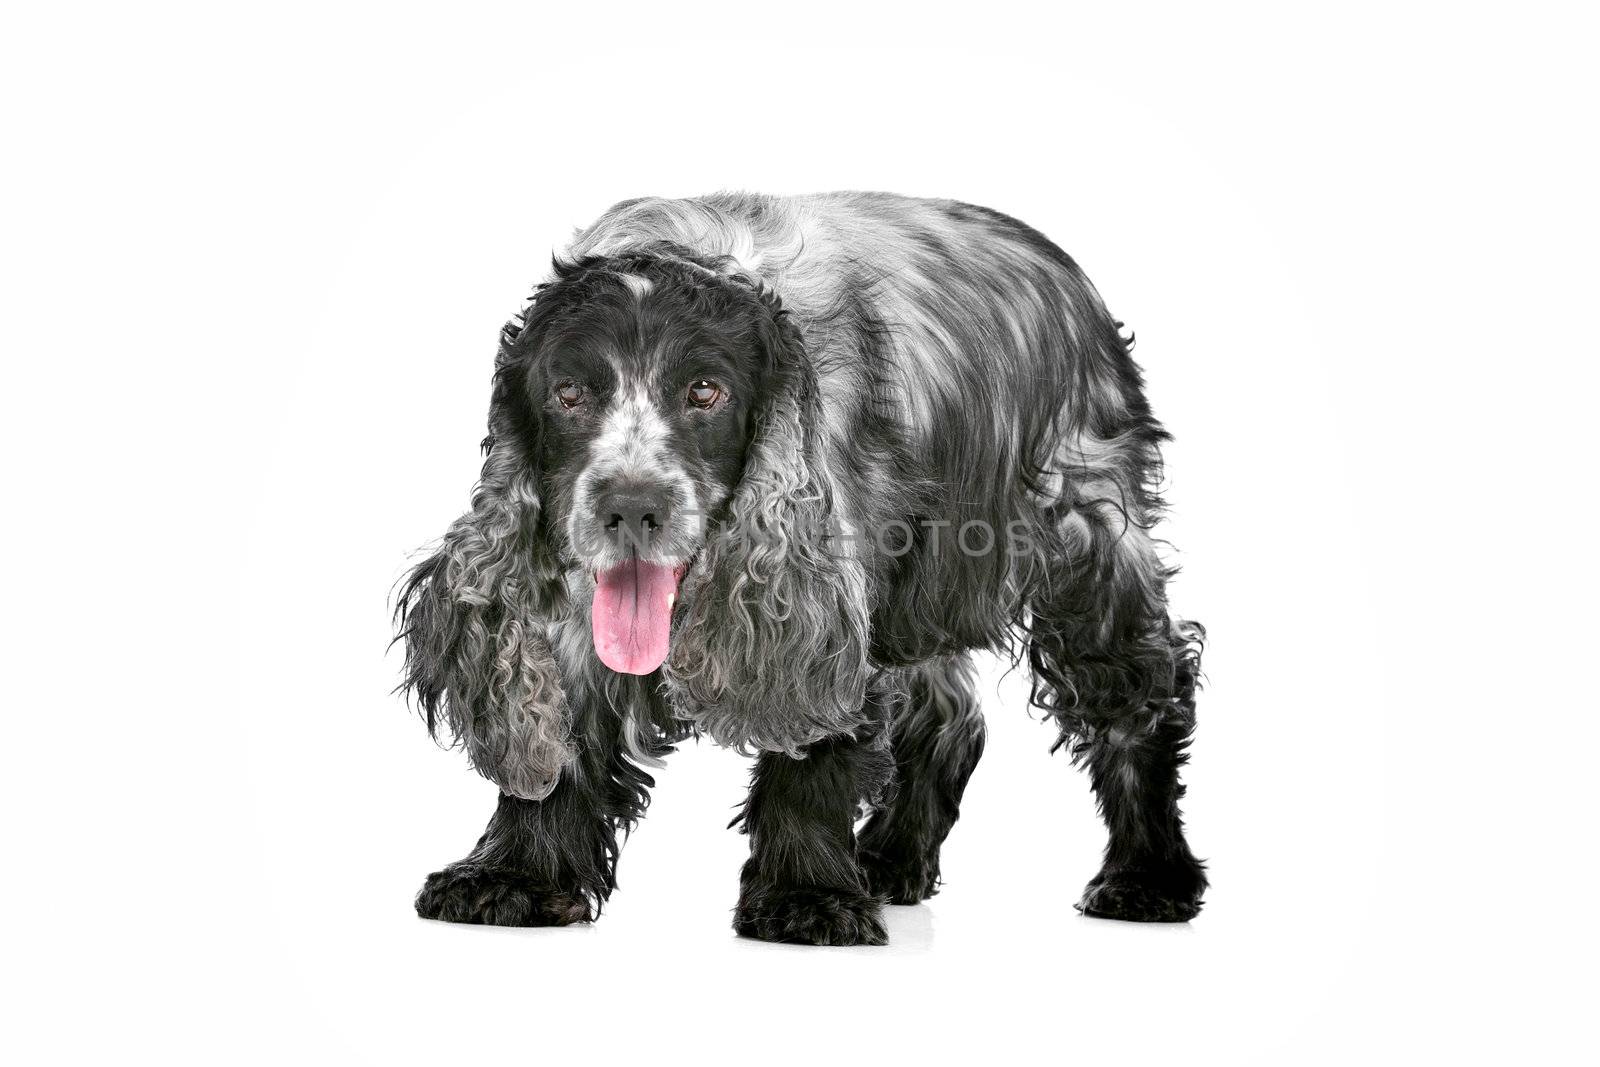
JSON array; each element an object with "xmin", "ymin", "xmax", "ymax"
[
  {"xmin": 502, "ymin": 250, "xmax": 781, "ymax": 673},
  {"xmin": 398, "ymin": 245, "xmax": 873, "ymax": 796},
  {"xmin": 486, "ymin": 247, "xmax": 866, "ymax": 706}
]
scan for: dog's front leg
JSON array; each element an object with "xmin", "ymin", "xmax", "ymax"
[
  {"xmin": 733, "ymin": 734, "xmax": 893, "ymax": 946},
  {"xmin": 414, "ymin": 750, "xmax": 646, "ymax": 927}
]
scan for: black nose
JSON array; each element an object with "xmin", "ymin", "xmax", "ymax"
[{"xmin": 596, "ymin": 488, "xmax": 671, "ymax": 552}]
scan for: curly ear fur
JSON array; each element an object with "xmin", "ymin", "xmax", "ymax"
[
  {"xmin": 663, "ymin": 298, "xmax": 873, "ymax": 753},
  {"xmin": 395, "ymin": 368, "xmax": 574, "ymax": 800}
]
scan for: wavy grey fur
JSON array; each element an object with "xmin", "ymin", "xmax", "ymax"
[
  {"xmin": 660, "ymin": 300, "xmax": 873, "ymax": 753},
  {"xmin": 395, "ymin": 375, "xmax": 574, "ymax": 801}
]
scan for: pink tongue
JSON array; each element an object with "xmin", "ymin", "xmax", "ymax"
[{"xmin": 591, "ymin": 559, "xmax": 680, "ymax": 675}]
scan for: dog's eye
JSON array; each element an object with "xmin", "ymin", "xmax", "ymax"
[
  {"xmin": 686, "ymin": 379, "xmax": 723, "ymax": 409},
  {"xmin": 555, "ymin": 382, "xmax": 585, "ymax": 409}
]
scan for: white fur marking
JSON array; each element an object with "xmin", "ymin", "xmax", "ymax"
[{"xmin": 618, "ymin": 273, "xmax": 653, "ymax": 300}]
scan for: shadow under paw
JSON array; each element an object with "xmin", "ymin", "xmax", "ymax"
[
  {"xmin": 1075, "ymin": 871, "xmax": 1202, "ymax": 923},
  {"xmin": 734, "ymin": 887, "xmax": 888, "ymax": 946},
  {"xmin": 415, "ymin": 863, "xmax": 592, "ymax": 927}
]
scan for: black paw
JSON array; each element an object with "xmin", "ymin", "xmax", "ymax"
[
  {"xmin": 1075, "ymin": 867, "xmax": 1204, "ymax": 923},
  {"xmin": 415, "ymin": 864, "xmax": 592, "ymax": 927},
  {"xmin": 860, "ymin": 849, "xmax": 941, "ymax": 905},
  {"xmin": 734, "ymin": 887, "xmax": 889, "ymax": 946}
]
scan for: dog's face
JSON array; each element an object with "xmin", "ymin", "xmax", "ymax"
[{"xmin": 509, "ymin": 257, "xmax": 773, "ymax": 675}]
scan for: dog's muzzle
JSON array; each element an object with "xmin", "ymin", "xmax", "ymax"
[
  {"xmin": 594, "ymin": 486, "xmax": 672, "ymax": 556},
  {"xmin": 586, "ymin": 482, "xmax": 692, "ymax": 676}
]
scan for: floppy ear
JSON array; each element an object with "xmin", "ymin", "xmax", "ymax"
[
  {"xmin": 663, "ymin": 298, "xmax": 873, "ymax": 753},
  {"xmin": 395, "ymin": 352, "xmax": 574, "ymax": 800}
]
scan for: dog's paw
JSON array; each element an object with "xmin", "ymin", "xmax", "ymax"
[
  {"xmin": 1075, "ymin": 868, "xmax": 1203, "ymax": 923},
  {"xmin": 734, "ymin": 887, "xmax": 889, "ymax": 946},
  {"xmin": 859, "ymin": 849, "xmax": 941, "ymax": 905},
  {"xmin": 415, "ymin": 864, "xmax": 592, "ymax": 927}
]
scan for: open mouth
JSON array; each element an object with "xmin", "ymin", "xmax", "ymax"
[{"xmin": 590, "ymin": 557, "xmax": 691, "ymax": 675}]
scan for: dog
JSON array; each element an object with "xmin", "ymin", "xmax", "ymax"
[{"xmin": 396, "ymin": 191, "xmax": 1206, "ymax": 944}]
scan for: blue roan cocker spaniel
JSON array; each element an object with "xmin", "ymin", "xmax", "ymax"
[{"xmin": 396, "ymin": 192, "xmax": 1206, "ymax": 944}]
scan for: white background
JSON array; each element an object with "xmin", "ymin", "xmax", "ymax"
[{"xmin": 5, "ymin": 3, "xmax": 1596, "ymax": 1064}]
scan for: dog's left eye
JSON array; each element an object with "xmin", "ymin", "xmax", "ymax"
[{"xmin": 686, "ymin": 379, "xmax": 723, "ymax": 409}]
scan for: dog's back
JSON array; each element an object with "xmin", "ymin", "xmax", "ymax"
[{"xmin": 567, "ymin": 190, "xmax": 1147, "ymax": 451}]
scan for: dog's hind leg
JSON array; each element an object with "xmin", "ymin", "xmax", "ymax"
[
  {"xmin": 1027, "ymin": 484, "xmax": 1208, "ymax": 922},
  {"xmin": 857, "ymin": 656, "xmax": 987, "ymax": 904}
]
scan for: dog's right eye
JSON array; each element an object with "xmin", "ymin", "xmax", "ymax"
[{"xmin": 555, "ymin": 382, "xmax": 585, "ymax": 409}]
